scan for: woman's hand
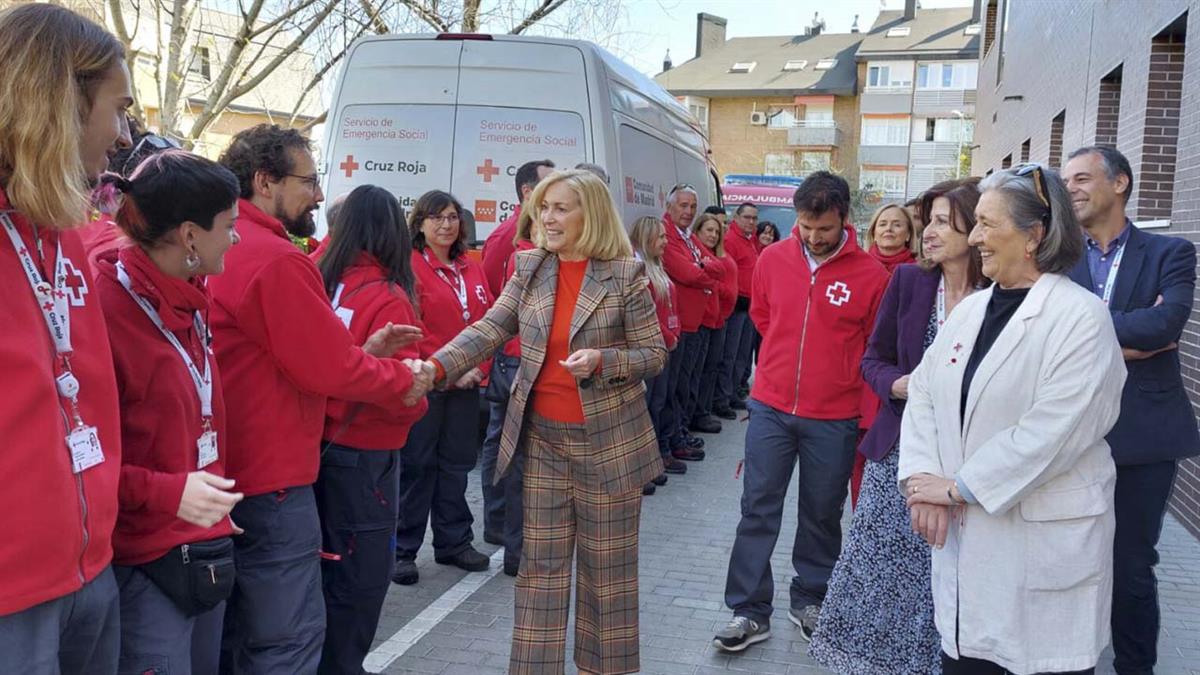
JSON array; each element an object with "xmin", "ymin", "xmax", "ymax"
[
  {"xmin": 363, "ymin": 323, "xmax": 424, "ymax": 357},
  {"xmin": 905, "ymin": 472, "xmax": 959, "ymax": 506},
  {"xmin": 890, "ymin": 375, "xmax": 910, "ymax": 400},
  {"xmin": 910, "ymin": 502, "xmax": 953, "ymax": 548},
  {"xmin": 453, "ymin": 366, "xmax": 485, "ymax": 390},
  {"xmin": 401, "ymin": 359, "xmax": 436, "ymax": 405},
  {"xmin": 560, "ymin": 349, "xmax": 601, "ymax": 378},
  {"xmin": 178, "ymin": 472, "xmax": 243, "ymax": 528}
]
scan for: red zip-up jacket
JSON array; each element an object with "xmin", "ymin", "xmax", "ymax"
[
  {"xmin": 662, "ymin": 214, "xmax": 722, "ymax": 333},
  {"xmin": 318, "ymin": 254, "xmax": 430, "ymax": 450},
  {"xmin": 207, "ymin": 200, "xmax": 416, "ymax": 496},
  {"xmin": 724, "ymin": 225, "xmax": 759, "ymax": 298},
  {"xmin": 500, "ymin": 238, "xmax": 537, "ymax": 358},
  {"xmin": 649, "ymin": 277, "xmax": 681, "ymax": 350},
  {"xmin": 750, "ymin": 226, "xmax": 889, "ymax": 419},
  {"xmin": 95, "ymin": 246, "xmax": 234, "ymax": 566},
  {"xmin": 412, "ymin": 247, "xmax": 494, "ymax": 360},
  {"xmin": 482, "ymin": 206, "xmax": 521, "ymax": 297},
  {"xmin": 700, "ymin": 248, "xmax": 738, "ymax": 329},
  {"xmin": 0, "ymin": 188, "xmax": 121, "ymax": 615}
]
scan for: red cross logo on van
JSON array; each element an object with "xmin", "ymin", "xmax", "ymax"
[
  {"xmin": 340, "ymin": 155, "xmax": 359, "ymax": 178},
  {"xmin": 477, "ymin": 159, "xmax": 501, "ymax": 183},
  {"xmin": 826, "ymin": 281, "xmax": 851, "ymax": 307}
]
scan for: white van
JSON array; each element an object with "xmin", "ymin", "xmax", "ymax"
[{"xmin": 318, "ymin": 33, "xmax": 719, "ymax": 242}]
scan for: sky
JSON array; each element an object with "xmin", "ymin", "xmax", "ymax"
[{"xmin": 616, "ymin": 0, "xmax": 976, "ymax": 76}]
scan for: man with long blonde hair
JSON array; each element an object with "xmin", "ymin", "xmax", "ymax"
[{"xmin": 0, "ymin": 4, "xmax": 132, "ymax": 672}]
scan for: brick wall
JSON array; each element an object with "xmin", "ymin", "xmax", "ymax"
[
  {"xmin": 1048, "ymin": 110, "xmax": 1065, "ymax": 169},
  {"xmin": 706, "ymin": 96, "xmax": 859, "ymax": 182},
  {"xmin": 1138, "ymin": 34, "xmax": 1186, "ymax": 221},
  {"xmin": 974, "ymin": 0, "xmax": 1200, "ymax": 539},
  {"xmin": 1097, "ymin": 70, "xmax": 1123, "ymax": 147}
]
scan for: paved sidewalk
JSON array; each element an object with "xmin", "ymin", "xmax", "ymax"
[{"xmin": 369, "ymin": 417, "xmax": 1200, "ymax": 674}]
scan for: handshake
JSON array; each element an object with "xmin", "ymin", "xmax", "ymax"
[{"xmin": 400, "ymin": 359, "xmax": 438, "ymax": 406}]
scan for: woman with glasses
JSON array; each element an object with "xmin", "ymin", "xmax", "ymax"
[
  {"xmin": 900, "ymin": 164, "xmax": 1126, "ymax": 675},
  {"xmin": 393, "ymin": 189, "xmax": 495, "ymax": 584}
]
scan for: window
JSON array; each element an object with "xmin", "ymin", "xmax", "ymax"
[
  {"xmin": 964, "ymin": 23, "xmax": 982, "ymax": 36},
  {"xmin": 1137, "ymin": 13, "xmax": 1186, "ymax": 220},
  {"xmin": 767, "ymin": 106, "xmax": 798, "ymax": 128},
  {"xmin": 1020, "ymin": 138, "xmax": 1030, "ymax": 163},
  {"xmin": 783, "ymin": 60, "xmax": 808, "ymax": 71},
  {"xmin": 887, "ymin": 26, "xmax": 911, "ymax": 37},
  {"xmin": 861, "ymin": 169, "xmax": 907, "ymax": 195},
  {"xmin": 730, "ymin": 61, "xmax": 757, "ymax": 73},
  {"xmin": 189, "ymin": 46, "xmax": 211, "ymax": 81},
  {"xmin": 1048, "ymin": 110, "xmax": 1065, "ymax": 169},
  {"xmin": 917, "ymin": 62, "xmax": 978, "ymax": 89},
  {"xmin": 764, "ymin": 152, "xmax": 797, "ymax": 175},
  {"xmin": 804, "ymin": 108, "xmax": 834, "ymax": 125},
  {"xmin": 1096, "ymin": 65, "xmax": 1122, "ymax": 147},
  {"xmin": 689, "ymin": 104, "xmax": 708, "ymax": 127},
  {"xmin": 861, "ymin": 117, "xmax": 910, "ymax": 146},
  {"xmin": 799, "ymin": 152, "xmax": 831, "ymax": 173},
  {"xmin": 815, "ymin": 58, "xmax": 837, "ymax": 70},
  {"xmin": 867, "ymin": 62, "xmax": 913, "ymax": 88}
]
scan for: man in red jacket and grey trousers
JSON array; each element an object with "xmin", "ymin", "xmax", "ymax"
[
  {"xmin": 713, "ymin": 172, "xmax": 889, "ymax": 653},
  {"xmin": 210, "ymin": 125, "xmax": 430, "ymax": 674}
]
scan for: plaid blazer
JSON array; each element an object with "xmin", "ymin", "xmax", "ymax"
[{"xmin": 432, "ymin": 248, "xmax": 667, "ymax": 495}]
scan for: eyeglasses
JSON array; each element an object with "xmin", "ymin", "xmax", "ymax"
[
  {"xmin": 121, "ymin": 133, "xmax": 181, "ymax": 175},
  {"xmin": 427, "ymin": 214, "xmax": 461, "ymax": 225},
  {"xmin": 668, "ymin": 183, "xmax": 695, "ymax": 196},
  {"xmin": 285, "ymin": 173, "xmax": 320, "ymax": 189},
  {"xmin": 1014, "ymin": 163, "xmax": 1052, "ymax": 224}
]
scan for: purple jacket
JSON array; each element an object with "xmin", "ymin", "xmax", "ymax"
[{"xmin": 859, "ymin": 264, "xmax": 940, "ymax": 461}]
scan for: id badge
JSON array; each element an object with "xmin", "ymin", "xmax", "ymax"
[
  {"xmin": 67, "ymin": 426, "xmax": 105, "ymax": 474},
  {"xmin": 197, "ymin": 430, "xmax": 218, "ymax": 469},
  {"xmin": 667, "ymin": 315, "xmax": 680, "ymax": 331}
]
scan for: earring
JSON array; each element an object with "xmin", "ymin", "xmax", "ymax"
[{"xmin": 185, "ymin": 251, "xmax": 201, "ymax": 271}]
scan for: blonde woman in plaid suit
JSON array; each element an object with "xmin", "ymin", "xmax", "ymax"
[{"xmin": 423, "ymin": 169, "xmax": 667, "ymax": 674}]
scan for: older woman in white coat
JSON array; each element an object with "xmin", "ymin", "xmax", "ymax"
[{"xmin": 899, "ymin": 164, "xmax": 1127, "ymax": 675}]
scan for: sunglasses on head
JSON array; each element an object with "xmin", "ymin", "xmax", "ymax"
[
  {"xmin": 1014, "ymin": 163, "xmax": 1052, "ymax": 224},
  {"xmin": 668, "ymin": 183, "xmax": 695, "ymax": 196},
  {"xmin": 122, "ymin": 133, "xmax": 182, "ymax": 176}
]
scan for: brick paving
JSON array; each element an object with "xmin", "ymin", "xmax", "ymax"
[{"xmin": 369, "ymin": 419, "xmax": 1200, "ymax": 674}]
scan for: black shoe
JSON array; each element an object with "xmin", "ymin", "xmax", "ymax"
[
  {"xmin": 642, "ymin": 482, "xmax": 657, "ymax": 495},
  {"xmin": 483, "ymin": 529, "xmax": 504, "ymax": 546},
  {"xmin": 651, "ymin": 473, "xmax": 668, "ymax": 486},
  {"xmin": 712, "ymin": 406, "xmax": 737, "ymax": 420},
  {"xmin": 672, "ymin": 446, "xmax": 706, "ymax": 461},
  {"xmin": 683, "ymin": 433, "xmax": 706, "ymax": 449},
  {"xmin": 391, "ymin": 559, "xmax": 418, "ymax": 585},
  {"xmin": 435, "ymin": 546, "xmax": 490, "ymax": 572},
  {"xmin": 503, "ymin": 560, "xmax": 519, "ymax": 577},
  {"xmin": 730, "ymin": 399, "xmax": 748, "ymax": 411},
  {"xmin": 663, "ymin": 457, "xmax": 688, "ymax": 474},
  {"xmin": 689, "ymin": 416, "xmax": 722, "ymax": 434}
]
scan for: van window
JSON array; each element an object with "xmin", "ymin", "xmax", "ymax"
[{"xmin": 617, "ymin": 124, "xmax": 677, "ymax": 222}]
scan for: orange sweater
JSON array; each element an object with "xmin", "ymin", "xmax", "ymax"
[{"xmin": 531, "ymin": 259, "xmax": 588, "ymax": 422}]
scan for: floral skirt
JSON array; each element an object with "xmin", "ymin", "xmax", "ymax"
[{"xmin": 808, "ymin": 449, "xmax": 941, "ymax": 675}]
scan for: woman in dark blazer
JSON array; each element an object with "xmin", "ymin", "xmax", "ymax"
[
  {"xmin": 423, "ymin": 169, "xmax": 666, "ymax": 675},
  {"xmin": 810, "ymin": 178, "xmax": 985, "ymax": 674}
]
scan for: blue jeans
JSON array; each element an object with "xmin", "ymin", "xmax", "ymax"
[{"xmin": 724, "ymin": 400, "xmax": 858, "ymax": 624}]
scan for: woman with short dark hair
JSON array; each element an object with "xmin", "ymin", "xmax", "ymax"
[
  {"xmin": 393, "ymin": 189, "xmax": 495, "ymax": 584},
  {"xmin": 94, "ymin": 150, "xmax": 242, "ymax": 675},
  {"xmin": 755, "ymin": 220, "xmax": 780, "ymax": 250}
]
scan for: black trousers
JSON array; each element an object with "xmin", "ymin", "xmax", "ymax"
[
  {"xmin": 1112, "ymin": 460, "xmax": 1178, "ymax": 675},
  {"xmin": 315, "ymin": 443, "xmax": 402, "ymax": 675},
  {"xmin": 942, "ymin": 652, "xmax": 1094, "ymax": 675}
]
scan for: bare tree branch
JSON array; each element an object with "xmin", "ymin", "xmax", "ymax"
[
  {"xmin": 300, "ymin": 110, "xmax": 328, "ymax": 133},
  {"xmin": 392, "ymin": 0, "xmax": 450, "ymax": 32},
  {"xmin": 106, "ymin": 0, "xmax": 148, "ymax": 125},
  {"xmin": 510, "ymin": 0, "xmax": 571, "ymax": 35},
  {"xmin": 358, "ymin": 0, "xmax": 392, "ymax": 34},
  {"xmin": 246, "ymin": 0, "xmax": 322, "ymax": 40}
]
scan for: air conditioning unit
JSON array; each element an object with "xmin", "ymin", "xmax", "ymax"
[{"xmin": 750, "ymin": 111, "xmax": 767, "ymax": 126}]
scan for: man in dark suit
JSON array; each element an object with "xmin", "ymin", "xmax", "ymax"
[{"xmin": 1064, "ymin": 146, "xmax": 1200, "ymax": 675}]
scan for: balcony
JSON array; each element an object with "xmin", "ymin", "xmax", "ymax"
[
  {"xmin": 909, "ymin": 141, "xmax": 962, "ymax": 165},
  {"xmin": 786, "ymin": 120, "xmax": 842, "ymax": 147},
  {"xmin": 858, "ymin": 144, "xmax": 910, "ymax": 166},
  {"xmin": 860, "ymin": 86, "xmax": 913, "ymax": 114},
  {"xmin": 913, "ymin": 89, "xmax": 977, "ymax": 116}
]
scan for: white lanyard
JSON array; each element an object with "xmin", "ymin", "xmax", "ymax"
[
  {"xmin": 3, "ymin": 212, "xmax": 72, "ymax": 355},
  {"xmin": 1100, "ymin": 242, "xmax": 1127, "ymax": 305},
  {"xmin": 677, "ymin": 225, "xmax": 702, "ymax": 262},
  {"xmin": 115, "ymin": 261, "xmax": 213, "ymax": 423},
  {"xmin": 423, "ymin": 250, "xmax": 470, "ymax": 321},
  {"xmin": 936, "ymin": 275, "xmax": 947, "ymax": 327}
]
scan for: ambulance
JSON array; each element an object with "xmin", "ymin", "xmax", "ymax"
[{"xmin": 318, "ymin": 33, "xmax": 720, "ymax": 242}]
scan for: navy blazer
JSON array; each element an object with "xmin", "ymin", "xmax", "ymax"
[
  {"xmin": 1067, "ymin": 224, "xmax": 1200, "ymax": 465},
  {"xmin": 860, "ymin": 264, "xmax": 940, "ymax": 461}
]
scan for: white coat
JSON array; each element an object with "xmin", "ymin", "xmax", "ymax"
[{"xmin": 899, "ymin": 273, "xmax": 1126, "ymax": 675}]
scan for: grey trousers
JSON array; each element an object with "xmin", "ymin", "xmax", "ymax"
[
  {"xmin": 115, "ymin": 565, "xmax": 225, "ymax": 674},
  {"xmin": 0, "ymin": 566, "xmax": 120, "ymax": 675},
  {"xmin": 724, "ymin": 400, "xmax": 858, "ymax": 625}
]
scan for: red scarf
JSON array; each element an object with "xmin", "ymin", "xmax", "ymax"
[
  {"xmin": 868, "ymin": 244, "xmax": 916, "ymax": 275},
  {"xmin": 117, "ymin": 245, "xmax": 210, "ymax": 332}
]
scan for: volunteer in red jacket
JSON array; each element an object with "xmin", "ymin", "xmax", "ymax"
[
  {"xmin": 630, "ymin": 215, "xmax": 682, "ymax": 487},
  {"xmin": 715, "ymin": 172, "xmax": 889, "ymax": 652},
  {"xmin": 481, "ymin": 159, "xmax": 556, "ymax": 297},
  {"xmin": 210, "ymin": 124, "xmax": 431, "ymax": 674},
  {"xmin": 94, "ymin": 152, "xmax": 242, "ymax": 675},
  {"xmin": 661, "ymin": 185, "xmax": 723, "ymax": 460},
  {"xmin": 394, "ymin": 189, "xmax": 495, "ymax": 585},
  {"xmin": 690, "ymin": 212, "xmax": 738, "ymax": 434},
  {"xmin": 0, "ymin": 6, "xmax": 131, "ymax": 672},
  {"xmin": 312, "ymin": 185, "xmax": 431, "ymax": 674},
  {"xmin": 716, "ymin": 203, "xmax": 760, "ymax": 417}
]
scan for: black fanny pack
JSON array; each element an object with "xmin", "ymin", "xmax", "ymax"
[{"xmin": 140, "ymin": 537, "xmax": 236, "ymax": 616}]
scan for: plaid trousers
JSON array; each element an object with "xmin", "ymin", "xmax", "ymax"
[{"xmin": 510, "ymin": 414, "xmax": 643, "ymax": 675}]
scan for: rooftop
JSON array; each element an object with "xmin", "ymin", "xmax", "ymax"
[{"xmin": 857, "ymin": 7, "xmax": 980, "ymax": 58}]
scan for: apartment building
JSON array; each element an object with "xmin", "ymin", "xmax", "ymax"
[
  {"xmin": 856, "ymin": 4, "xmax": 980, "ymax": 201},
  {"xmin": 972, "ymin": 0, "xmax": 1200, "ymax": 538}
]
